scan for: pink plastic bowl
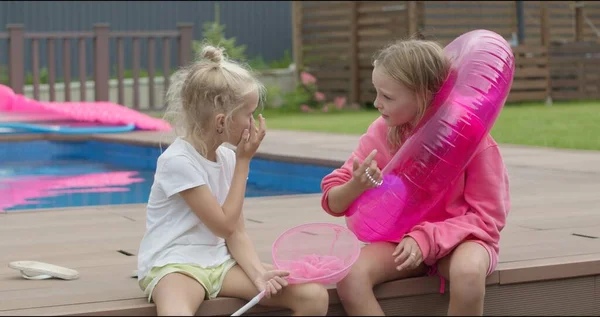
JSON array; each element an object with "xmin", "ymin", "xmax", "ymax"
[{"xmin": 271, "ymin": 223, "xmax": 361, "ymax": 286}]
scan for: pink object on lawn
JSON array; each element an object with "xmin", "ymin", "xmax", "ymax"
[{"xmin": 0, "ymin": 84, "xmax": 171, "ymax": 131}]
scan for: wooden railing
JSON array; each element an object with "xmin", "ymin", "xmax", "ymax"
[{"xmin": 0, "ymin": 23, "xmax": 193, "ymax": 111}]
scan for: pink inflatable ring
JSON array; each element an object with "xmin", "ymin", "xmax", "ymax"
[{"xmin": 345, "ymin": 29, "xmax": 515, "ymax": 243}]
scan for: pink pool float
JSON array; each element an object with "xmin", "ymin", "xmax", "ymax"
[
  {"xmin": 0, "ymin": 84, "xmax": 171, "ymax": 132},
  {"xmin": 344, "ymin": 29, "xmax": 515, "ymax": 243}
]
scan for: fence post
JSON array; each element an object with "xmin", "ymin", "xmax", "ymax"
[
  {"xmin": 407, "ymin": 1, "xmax": 419, "ymax": 36},
  {"xmin": 178, "ymin": 23, "xmax": 194, "ymax": 67},
  {"xmin": 574, "ymin": 1, "xmax": 584, "ymax": 42},
  {"xmin": 540, "ymin": 2, "xmax": 549, "ymax": 47},
  {"xmin": 349, "ymin": 2, "xmax": 359, "ymax": 104},
  {"xmin": 93, "ymin": 23, "xmax": 110, "ymax": 101},
  {"xmin": 7, "ymin": 24, "xmax": 25, "ymax": 94},
  {"xmin": 291, "ymin": 1, "xmax": 303, "ymax": 78},
  {"xmin": 539, "ymin": 2, "xmax": 552, "ymax": 105},
  {"xmin": 516, "ymin": 1, "xmax": 525, "ymax": 44}
]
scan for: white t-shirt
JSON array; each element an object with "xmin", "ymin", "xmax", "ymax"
[{"xmin": 137, "ymin": 137, "xmax": 237, "ymax": 281}]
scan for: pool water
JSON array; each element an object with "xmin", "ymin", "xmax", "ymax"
[{"xmin": 0, "ymin": 140, "xmax": 335, "ymax": 212}]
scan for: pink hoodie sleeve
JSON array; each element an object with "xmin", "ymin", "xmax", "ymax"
[
  {"xmin": 406, "ymin": 143, "xmax": 511, "ymax": 266},
  {"xmin": 320, "ymin": 117, "xmax": 392, "ymax": 217}
]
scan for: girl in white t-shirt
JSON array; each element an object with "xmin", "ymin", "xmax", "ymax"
[{"xmin": 137, "ymin": 45, "xmax": 329, "ymax": 316}]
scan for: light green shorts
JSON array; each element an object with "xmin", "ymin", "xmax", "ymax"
[{"xmin": 139, "ymin": 259, "xmax": 237, "ymax": 302}]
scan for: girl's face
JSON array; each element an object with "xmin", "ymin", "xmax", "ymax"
[
  {"xmin": 226, "ymin": 90, "xmax": 259, "ymax": 145},
  {"xmin": 372, "ymin": 66, "xmax": 419, "ymax": 127}
]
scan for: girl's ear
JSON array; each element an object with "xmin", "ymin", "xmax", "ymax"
[{"xmin": 214, "ymin": 113, "xmax": 226, "ymax": 134}]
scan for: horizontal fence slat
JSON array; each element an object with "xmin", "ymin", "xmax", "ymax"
[
  {"xmin": 507, "ymin": 91, "xmax": 549, "ymax": 102},
  {"xmin": 109, "ymin": 31, "xmax": 179, "ymax": 38},
  {"xmin": 516, "ymin": 57, "xmax": 549, "ymax": 65},
  {"xmin": 514, "ymin": 67, "xmax": 550, "ymax": 78},
  {"xmin": 512, "ymin": 45, "xmax": 549, "ymax": 54},
  {"xmin": 421, "ymin": 27, "xmax": 516, "ymax": 36},
  {"xmin": 358, "ymin": 3, "xmax": 407, "ymax": 14},
  {"xmin": 302, "ymin": 1, "xmax": 351, "ymax": 10},
  {"xmin": 24, "ymin": 32, "xmax": 94, "ymax": 39},
  {"xmin": 512, "ymin": 79, "xmax": 549, "ymax": 90},
  {"xmin": 425, "ymin": 7, "xmax": 514, "ymax": 15},
  {"xmin": 303, "ymin": 8, "xmax": 350, "ymax": 19},
  {"xmin": 302, "ymin": 19, "xmax": 351, "ymax": 29}
]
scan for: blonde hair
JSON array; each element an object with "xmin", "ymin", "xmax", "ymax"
[
  {"xmin": 163, "ymin": 45, "xmax": 266, "ymax": 156},
  {"xmin": 372, "ymin": 37, "xmax": 450, "ymax": 151}
]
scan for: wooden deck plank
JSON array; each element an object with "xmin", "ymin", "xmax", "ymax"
[
  {"xmin": 2, "ymin": 238, "xmax": 141, "ymax": 268},
  {"xmin": 0, "ymin": 257, "xmax": 136, "ymax": 291},
  {"xmin": 516, "ymin": 212, "xmax": 600, "ymax": 230},
  {"xmin": 0, "ymin": 251, "xmax": 136, "ymax": 277},
  {"xmin": 0, "ymin": 221, "xmax": 144, "ymax": 247},
  {"xmin": 498, "ymin": 254, "xmax": 600, "ymax": 284},
  {"xmin": 0, "ymin": 264, "xmax": 141, "ymax": 311},
  {"xmin": 2, "ymin": 298, "xmax": 154, "ymax": 317},
  {"xmin": 500, "ymin": 239, "xmax": 600, "ymax": 262},
  {"xmin": 499, "ymin": 227, "xmax": 599, "ymax": 247},
  {"xmin": 571, "ymin": 226, "xmax": 600, "ymax": 239}
]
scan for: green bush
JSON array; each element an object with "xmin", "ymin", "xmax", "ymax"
[
  {"xmin": 248, "ymin": 50, "xmax": 293, "ymax": 71},
  {"xmin": 275, "ymin": 71, "xmax": 358, "ymax": 113},
  {"xmin": 193, "ymin": 20, "xmax": 248, "ymax": 62}
]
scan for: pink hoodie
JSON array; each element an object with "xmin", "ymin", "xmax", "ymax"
[{"xmin": 320, "ymin": 116, "xmax": 510, "ymax": 267}]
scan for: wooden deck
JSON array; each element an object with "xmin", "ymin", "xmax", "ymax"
[{"xmin": 1, "ymin": 130, "xmax": 600, "ymax": 315}]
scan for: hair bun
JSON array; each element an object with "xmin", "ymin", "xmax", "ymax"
[{"xmin": 201, "ymin": 45, "xmax": 224, "ymax": 64}]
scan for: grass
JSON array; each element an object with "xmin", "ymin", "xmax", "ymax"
[
  {"xmin": 490, "ymin": 101, "xmax": 600, "ymax": 151},
  {"xmin": 260, "ymin": 109, "xmax": 381, "ymax": 134},
  {"xmin": 152, "ymin": 101, "xmax": 600, "ymax": 151},
  {"xmin": 257, "ymin": 101, "xmax": 600, "ymax": 151}
]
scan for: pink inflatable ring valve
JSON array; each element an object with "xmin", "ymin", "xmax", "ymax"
[{"xmin": 344, "ymin": 29, "xmax": 515, "ymax": 243}]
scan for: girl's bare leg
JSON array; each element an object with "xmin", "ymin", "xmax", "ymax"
[
  {"xmin": 151, "ymin": 272, "xmax": 207, "ymax": 316},
  {"xmin": 436, "ymin": 241, "xmax": 491, "ymax": 316},
  {"xmin": 219, "ymin": 264, "xmax": 330, "ymax": 316},
  {"xmin": 336, "ymin": 242, "xmax": 428, "ymax": 316}
]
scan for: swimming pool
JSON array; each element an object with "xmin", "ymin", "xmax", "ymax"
[{"xmin": 0, "ymin": 140, "xmax": 335, "ymax": 212}]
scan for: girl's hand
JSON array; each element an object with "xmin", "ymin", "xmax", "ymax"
[
  {"xmin": 253, "ymin": 269, "xmax": 290, "ymax": 299},
  {"xmin": 350, "ymin": 149, "xmax": 383, "ymax": 190},
  {"xmin": 392, "ymin": 236, "xmax": 423, "ymax": 271},
  {"xmin": 236, "ymin": 114, "xmax": 267, "ymax": 162}
]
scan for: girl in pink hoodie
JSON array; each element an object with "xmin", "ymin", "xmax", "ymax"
[{"xmin": 320, "ymin": 39, "xmax": 510, "ymax": 316}]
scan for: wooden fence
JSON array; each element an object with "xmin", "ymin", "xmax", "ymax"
[
  {"xmin": 293, "ymin": 1, "xmax": 600, "ymax": 105},
  {"xmin": 508, "ymin": 45, "xmax": 551, "ymax": 103},
  {"xmin": 421, "ymin": 1, "xmax": 516, "ymax": 46},
  {"xmin": 0, "ymin": 23, "xmax": 193, "ymax": 111},
  {"xmin": 550, "ymin": 42, "xmax": 600, "ymax": 100},
  {"xmin": 292, "ymin": 1, "xmax": 419, "ymax": 105}
]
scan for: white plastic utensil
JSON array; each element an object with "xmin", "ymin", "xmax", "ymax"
[{"xmin": 231, "ymin": 290, "xmax": 266, "ymax": 316}]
